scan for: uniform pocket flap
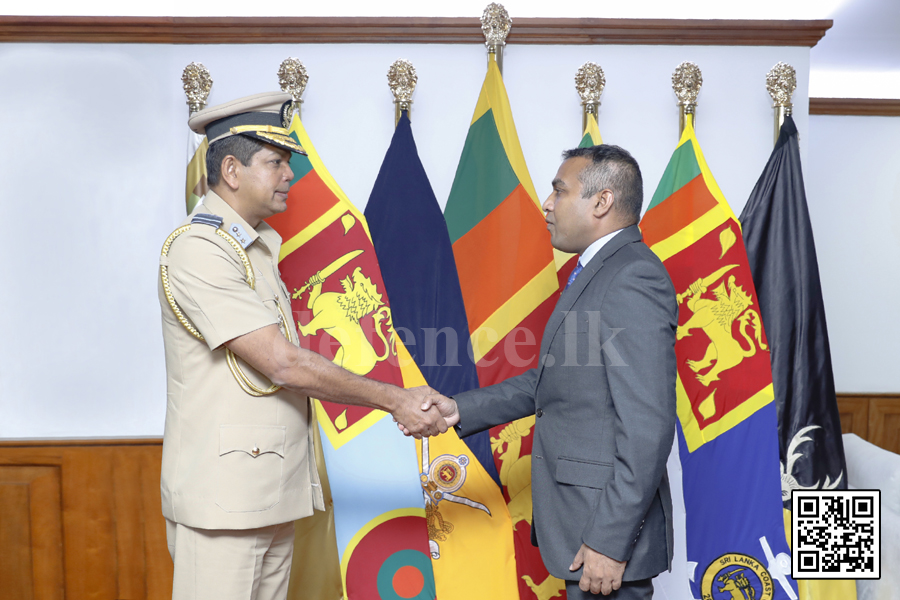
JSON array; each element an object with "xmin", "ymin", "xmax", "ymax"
[
  {"xmin": 219, "ymin": 425, "xmax": 286, "ymax": 458},
  {"xmin": 556, "ymin": 457, "xmax": 613, "ymax": 489}
]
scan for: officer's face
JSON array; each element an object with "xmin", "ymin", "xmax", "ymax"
[
  {"xmin": 542, "ymin": 157, "xmax": 597, "ymax": 254},
  {"xmin": 240, "ymin": 144, "xmax": 295, "ymax": 220}
]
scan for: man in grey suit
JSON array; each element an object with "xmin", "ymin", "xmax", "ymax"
[{"xmin": 416, "ymin": 145, "xmax": 678, "ymax": 598}]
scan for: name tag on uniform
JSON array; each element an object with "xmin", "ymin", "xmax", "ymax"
[{"xmin": 228, "ymin": 223, "xmax": 253, "ymax": 249}]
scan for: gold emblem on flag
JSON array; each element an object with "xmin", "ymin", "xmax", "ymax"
[
  {"xmin": 676, "ymin": 264, "xmax": 767, "ymax": 390},
  {"xmin": 294, "ymin": 251, "xmax": 397, "ymax": 377}
]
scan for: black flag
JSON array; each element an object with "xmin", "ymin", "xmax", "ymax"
[{"xmin": 740, "ymin": 115, "xmax": 847, "ymax": 507}]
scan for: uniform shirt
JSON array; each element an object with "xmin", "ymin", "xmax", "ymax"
[{"xmin": 158, "ymin": 190, "xmax": 325, "ymax": 530}]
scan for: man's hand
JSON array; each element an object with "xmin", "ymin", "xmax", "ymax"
[
  {"xmin": 396, "ymin": 389, "xmax": 459, "ymax": 437},
  {"xmin": 569, "ymin": 544, "xmax": 626, "ymax": 596},
  {"xmin": 392, "ymin": 386, "xmax": 448, "ymax": 439}
]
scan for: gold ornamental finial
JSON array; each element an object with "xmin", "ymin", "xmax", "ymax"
[
  {"xmin": 575, "ymin": 62, "xmax": 606, "ymax": 133},
  {"xmin": 481, "ymin": 3, "xmax": 511, "ymax": 74},
  {"xmin": 672, "ymin": 61, "xmax": 703, "ymax": 136},
  {"xmin": 182, "ymin": 62, "xmax": 212, "ymax": 115},
  {"xmin": 387, "ymin": 59, "xmax": 418, "ymax": 126},
  {"xmin": 767, "ymin": 62, "xmax": 797, "ymax": 143},
  {"xmin": 278, "ymin": 58, "xmax": 309, "ymax": 117}
]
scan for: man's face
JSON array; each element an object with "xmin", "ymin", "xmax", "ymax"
[
  {"xmin": 238, "ymin": 144, "xmax": 294, "ymax": 221},
  {"xmin": 542, "ymin": 156, "xmax": 596, "ymax": 254}
]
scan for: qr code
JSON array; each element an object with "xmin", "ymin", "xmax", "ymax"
[{"xmin": 792, "ymin": 490, "xmax": 880, "ymax": 579}]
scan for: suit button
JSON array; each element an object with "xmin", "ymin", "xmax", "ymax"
[
  {"xmin": 536, "ymin": 408, "xmax": 543, "ymax": 418},
  {"xmin": 251, "ymin": 446, "xmax": 260, "ymax": 456}
]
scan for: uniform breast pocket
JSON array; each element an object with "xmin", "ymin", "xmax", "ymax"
[
  {"xmin": 216, "ymin": 425, "xmax": 286, "ymax": 513},
  {"xmin": 555, "ymin": 456, "xmax": 614, "ymax": 489}
]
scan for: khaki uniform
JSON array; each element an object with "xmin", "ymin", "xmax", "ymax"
[{"xmin": 159, "ymin": 190, "xmax": 325, "ymax": 531}]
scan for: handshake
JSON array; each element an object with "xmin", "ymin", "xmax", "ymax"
[{"xmin": 392, "ymin": 386, "xmax": 460, "ymax": 439}]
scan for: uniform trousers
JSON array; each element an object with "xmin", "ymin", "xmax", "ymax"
[
  {"xmin": 565, "ymin": 577, "xmax": 654, "ymax": 600},
  {"xmin": 166, "ymin": 519, "xmax": 294, "ymax": 600}
]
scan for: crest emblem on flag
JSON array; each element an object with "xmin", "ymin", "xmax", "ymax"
[{"xmin": 701, "ymin": 554, "xmax": 775, "ymax": 600}]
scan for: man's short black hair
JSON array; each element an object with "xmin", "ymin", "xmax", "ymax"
[
  {"xmin": 561, "ymin": 145, "xmax": 643, "ymax": 224},
  {"xmin": 206, "ymin": 135, "xmax": 268, "ymax": 188}
]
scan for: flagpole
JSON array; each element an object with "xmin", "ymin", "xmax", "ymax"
[
  {"xmin": 182, "ymin": 62, "xmax": 212, "ymax": 214},
  {"xmin": 278, "ymin": 57, "xmax": 308, "ymax": 119},
  {"xmin": 672, "ymin": 61, "xmax": 702, "ymax": 137},
  {"xmin": 388, "ymin": 59, "xmax": 417, "ymax": 127},
  {"xmin": 767, "ymin": 62, "xmax": 797, "ymax": 145},
  {"xmin": 575, "ymin": 61, "xmax": 605, "ymax": 135},
  {"xmin": 481, "ymin": 3, "xmax": 510, "ymax": 75}
]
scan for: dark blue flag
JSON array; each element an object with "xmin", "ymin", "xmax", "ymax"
[{"xmin": 365, "ymin": 111, "xmax": 499, "ymax": 485}]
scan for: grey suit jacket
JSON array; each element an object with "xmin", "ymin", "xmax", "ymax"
[{"xmin": 455, "ymin": 225, "xmax": 677, "ymax": 582}]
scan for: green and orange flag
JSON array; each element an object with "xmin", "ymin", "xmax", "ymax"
[
  {"xmin": 641, "ymin": 115, "xmax": 797, "ymax": 600},
  {"xmin": 444, "ymin": 54, "xmax": 565, "ymax": 600}
]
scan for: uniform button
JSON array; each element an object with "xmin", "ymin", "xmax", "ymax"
[
  {"xmin": 251, "ymin": 446, "xmax": 260, "ymax": 456},
  {"xmin": 536, "ymin": 408, "xmax": 543, "ymax": 418}
]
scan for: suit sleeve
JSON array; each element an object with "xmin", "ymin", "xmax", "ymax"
[
  {"xmin": 454, "ymin": 368, "xmax": 539, "ymax": 437},
  {"xmin": 581, "ymin": 257, "xmax": 677, "ymax": 562}
]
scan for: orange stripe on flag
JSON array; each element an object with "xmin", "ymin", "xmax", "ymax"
[
  {"xmin": 267, "ymin": 170, "xmax": 338, "ymax": 241},
  {"xmin": 640, "ymin": 174, "xmax": 718, "ymax": 248},
  {"xmin": 453, "ymin": 184, "xmax": 553, "ymax": 331}
]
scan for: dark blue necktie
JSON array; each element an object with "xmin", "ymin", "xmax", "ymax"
[{"xmin": 565, "ymin": 261, "xmax": 583, "ymax": 290}]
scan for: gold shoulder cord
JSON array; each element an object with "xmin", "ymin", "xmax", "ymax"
[{"xmin": 160, "ymin": 225, "xmax": 295, "ymax": 397}]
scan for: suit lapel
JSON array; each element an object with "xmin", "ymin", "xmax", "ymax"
[{"xmin": 538, "ymin": 225, "xmax": 643, "ymax": 362}]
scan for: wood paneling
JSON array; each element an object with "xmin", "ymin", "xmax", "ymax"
[
  {"xmin": 0, "ymin": 440, "xmax": 171, "ymax": 600},
  {"xmin": 0, "ymin": 16, "xmax": 832, "ymax": 46},
  {"xmin": 809, "ymin": 98, "xmax": 900, "ymax": 117},
  {"xmin": 837, "ymin": 394, "xmax": 900, "ymax": 455},
  {"xmin": 836, "ymin": 396, "xmax": 869, "ymax": 438},
  {"xmin": 869, "ymin": 397, "xmax": 900, "ymax": 456}
]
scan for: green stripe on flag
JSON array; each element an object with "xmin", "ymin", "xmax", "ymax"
[
  {"xmin": 289, "ymin": 133, "xmax": 314, "ymax": 183},
  {"xmin": 445, "ymin": 109, "xmax": 520, "ymax": 243},
  {"xmin": 578, "ymin": 132, "xmax": 595, "ymax": 148},
  {"xmin": 647, "ymin": 142, "xmax": 701, "ymax": 211}
]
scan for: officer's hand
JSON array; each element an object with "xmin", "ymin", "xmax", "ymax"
[
  {"xmin": 569, "ymin": 544, "xmax": 626, "ymax": 596},
  {"xmin": 393, "ymin": 387, "xmax": 448, "ymax": 439}
]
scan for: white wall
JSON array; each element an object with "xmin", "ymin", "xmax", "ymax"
[
  {"xmin": 807, "ymin": 114, "xmax": 900, "ymax": 393},
  {"xmin": 0, "ymin": 41, "xmax": 810, "ymax": 438}
]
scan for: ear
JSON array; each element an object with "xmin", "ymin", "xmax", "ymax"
[
  {"xmin": 592, "ymin": 189, "xmax": 615, "ymax": 218},
  {"xmin": 220, "ymin": 155, "xmax": 241, "ymax": 191}
]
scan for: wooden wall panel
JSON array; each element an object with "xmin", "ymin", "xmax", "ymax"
[
  {"xmin": 0, "ymin": 441, "xmax": 170, "ymax": 600},
  {"xmin": 869, "ymin": 397, "xmax": 900, "ymax": 456},
  {"xmin": 0, "ymin": 465, "xmax": 64, "ymax": 600},
  {"xmin": 836, "ymin": 395, "xmax": 869, "ymax": 438}
]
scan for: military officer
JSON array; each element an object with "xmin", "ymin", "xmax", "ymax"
[{"xmin": 159, "ymin": 91, "xmax": 448, "ymax": 600}]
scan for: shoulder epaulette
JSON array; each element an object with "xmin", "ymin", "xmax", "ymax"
[{"xmin": 191, "ymin": 213, "xmax": 224, "ymax": 228}]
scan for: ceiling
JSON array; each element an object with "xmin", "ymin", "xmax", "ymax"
[{"xmin": 8, "ymin": 0, "xmax": 900, "ymax": 98}]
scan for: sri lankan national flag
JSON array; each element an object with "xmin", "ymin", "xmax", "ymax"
[
  {"xmin": 185, "ymin": 129, "xmax": 208, "ymax": 214},
  {"xmin": 641, "ymin": 115, "xmax": 797, "ymax": 600},
  {"xmin": 365, "ymin": 110, "xmax": 519, "ymax": 600},
  {"xmin": 578, "ymin": 112, "xmax": 603, "ymax": 148},
  {"xmin": 444, "ymin": 55, "xmax": 564, "ymax": 600},
  {"xmin": 272, "ymin": 112, "xmax": 436, "ymax": 600}
]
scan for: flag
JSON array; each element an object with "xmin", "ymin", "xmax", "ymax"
[
  {"xmin": 185, "ymin": 130, "xmax": 208, "ymax": 214},
  {"xmin": 640, "ymin": 115, "xmax": 797, "ymax": 600},
  {"xmin": 272, "ymin": 112, "xmax": 436, "ymax": 600},
  {"xmin": 365, "ymin": 110, "xmax": 520, "ymax": 599},
  {"xmin": 444, "ymin": 55, "xmax": 565, "ymax": 600},
  {"xmin": 578, "ymin": 112, "xmax": 603, "ymax": 148},
  {"xmin": 740, "ymin": 115, "xmax": 855, "ymax": 600}
]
